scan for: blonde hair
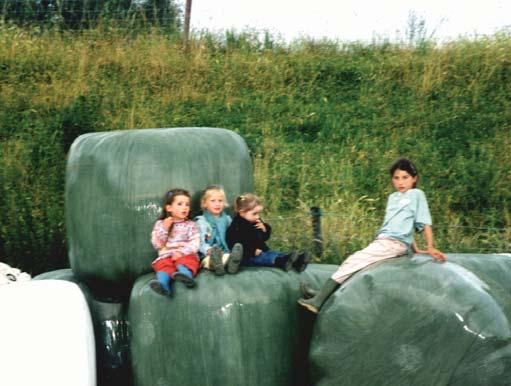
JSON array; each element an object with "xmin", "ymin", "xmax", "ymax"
[
  {"xmin": 200, "ymin": 185, "xmax": 227, "ymax": 210},
  {"xmin": 233, "ymin": 193, "xmax": 261, "ymax": 214}
]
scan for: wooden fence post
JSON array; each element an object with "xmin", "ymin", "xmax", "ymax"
[
  {"xmin": 183, "ymin": 0, "xmax": 192, "ymax": 44},
  {"xmin": 310, "ymin": 206, "xmax": 323, "ymax": 257}
]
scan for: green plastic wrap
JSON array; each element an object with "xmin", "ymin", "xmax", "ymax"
[
  {"xmin": 309, "ymin": 253, "xmax": 511, "ymax": 386},
  {"xmin": 129, "ymin": 264, "xmax": 336, "ymax": 386},
  {"xmin": 65, "ymin": 127, "xmax": 253, "ymax": 298},
  {"xmin": 34, "ymin": 269, "xmax": 132, "ymax": 386}
]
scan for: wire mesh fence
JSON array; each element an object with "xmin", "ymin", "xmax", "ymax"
[
  {"xmin": 0, "ymin": 0, "xmax": 181, "ymax": 30},
  {"xmin": 265, "ymin": 208, "xmax": 511, "ymax": 266}
]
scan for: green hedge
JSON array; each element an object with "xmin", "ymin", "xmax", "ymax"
[{"xmin": 1, "ymin": 28, "xmax": 510, "ymax": 273}]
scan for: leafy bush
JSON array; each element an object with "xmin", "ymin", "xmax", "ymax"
[{"xmin": 1, "ymin": 26, "xmax": 510, "ymax": 273}]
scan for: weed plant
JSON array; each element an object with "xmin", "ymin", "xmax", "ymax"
[{"xmin": 0, "ymin": 26, "xmax": 510, "ymax": 273}]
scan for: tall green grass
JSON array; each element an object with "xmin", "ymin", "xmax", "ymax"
[{"xmin": 1, "ymin": 26, "xmax": 510, "ymax": 273}]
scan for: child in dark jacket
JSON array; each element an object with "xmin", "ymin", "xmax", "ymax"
[{"xmin": 226, "ymin": 193, "xmax": 308, "ymax": 273}]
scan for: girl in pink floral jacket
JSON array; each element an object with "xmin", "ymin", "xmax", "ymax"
[{"xmin": 150, "ymin": 188, "xmax": 200, "ymax": 296}]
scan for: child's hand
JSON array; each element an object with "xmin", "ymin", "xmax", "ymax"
[
  {"xmin": 255, "ymin": 249, "xmax": 262, "ymax": 256},
  {"xmin": 428, "ymin": 248, "xmax": 446, "ymax": 262},
  {"xmin": 163, "ymin": 217, "xmax": 173, "ymax": 229},
  {"xmin": 254, "ymin": 220, "xmax": 266, "ymax": 232}
]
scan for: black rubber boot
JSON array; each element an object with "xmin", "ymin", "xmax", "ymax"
[
  {"xmin": 210, "ymin": 247, "xmax": 225, "ymax": 276},
  {"xmin": 293, "ymin": 252, "xmax": 310, "ymax": 272},
  {"xmin": 227, "ymin": 243, "xmax": 243, "ymax": 274},
  {"xmin": 297, "ymin": 278, "xmax": 340, "ymax": 313},
  {"xmin": 299, "ymin": 281, "xmax": 318, "ymax": 299}
]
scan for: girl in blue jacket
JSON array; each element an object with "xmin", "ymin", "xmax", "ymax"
[{"xmin": 195, "ymin": 185, "xmax": 243, "ymax": 276}]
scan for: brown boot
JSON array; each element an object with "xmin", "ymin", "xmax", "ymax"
[
  {"xmin": 210, "ymin": 247, "xmax": 225, "ymax": 276},
  {"xmin": 227, "ymin": 243, "xmax": 243, "ymax": 274}
]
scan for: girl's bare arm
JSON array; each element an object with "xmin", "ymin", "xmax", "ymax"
[{"xmin": 423, "ymin": 225, "xmax": 446, "ymax": 261}]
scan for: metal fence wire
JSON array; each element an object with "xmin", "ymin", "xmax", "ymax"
[
  {"xmin": 0, "ymin": 0, "xmax": 181, "ymax": 29},
  {"xmin": 264, "ymin": 207, "xmax": 511, "ymax": 264}
]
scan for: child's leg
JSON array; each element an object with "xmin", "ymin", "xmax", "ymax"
[
  {"xmin": 245, "ymin": 250, "xmax": 297, "ymax": 271},
  {"xmin": 331, "ymin": 238, "xmax": 406, "ymax": 283},
  {"xmin": 298, "ymin": 238, "xmax": 406, "ymax": 313},
  {"xmin": 200, "ymin": 252, "xmax": 229, "ymax": 268},
  {"xmin": 150, "ymin": 280, "xmax": 167, "ymax": 296},
  {"xmin": 292, "ymin": 252, "xmax": 310, "ymax": 272},
  {"xmin": 173, "ymin": 255, "xmax": 200, "ymax": 288},
  {"xmin": 246, "ymin": 250, "xmax": 299, "ymax": 271},
  {"xmin": 200, "ymin": 256, "xmax": 212, "ymax": 269},
  {"xmin": 221, "ymin": 253, "xmax": 230, "ymax": 265},
  {"xmin": 150, "ymin": 258, "xmax": 177, "ymax": 296},
  {"xmin": 199, "ymin": 248, "xmax": 226, "ymax": 276},
  {"xmin": 210, "ymin": 247, "xmax": 226, "ymax": 276},
  {"xmin": 299, "ymin": 281, "xmax": 318, "ymax": 299},
  {"xmin": 174, "ymin": 265, "xmax": 196, "ymax": 288},
  {"xmin": 273, "ymin": 251, "xmax": 300, "ymax": 271},
  {"xmin": 241, "ymin": 251, "xmax": 297, "ymax": 271},
  {"xmin": 297, "ymin": 279, "xmax": 340, "ymax": 314},
  {"xmin": 156, "ymin": 271, "xmax": 172, "ymax": 292},
  {"xmin": 248, "ymin": 250, "xmax": 281, "ymax": 267}
]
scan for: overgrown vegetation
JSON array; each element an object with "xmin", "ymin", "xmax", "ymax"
[{"xmin": 1, "ymin": 26, "xmax": 510, "ymax": 273}]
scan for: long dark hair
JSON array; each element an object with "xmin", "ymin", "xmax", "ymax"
[
  {"xmin": 159, "ymin": 188, "xmax": 192, "ymax": 220},
  {"xmin": 389, "ymin": 158, "xmax": 419, "ymax": 188}
]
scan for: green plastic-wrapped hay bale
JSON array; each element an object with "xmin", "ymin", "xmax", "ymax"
[
  {"xmin": 34, "ymin": 269, "xmax": 132, "ymax": 386},
  {"xmin": 66, "ymin": 127, "xmax": 253, "ymax": 297},
  {"xmin": 129, "ymin": 264, "xmax": 336, "ymax": 386},
  {"xmin": 309, "ymin": 253, "xmax": 511, "ymax": 386}
]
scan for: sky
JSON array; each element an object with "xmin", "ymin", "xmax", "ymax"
[{"xmin": 187, "ymin": 0, "xmax": 511, "ymax": 43}]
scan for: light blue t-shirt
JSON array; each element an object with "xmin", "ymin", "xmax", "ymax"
[{"xmin": 377, "ymin": 188, "xmax": 432, "ymax": 247}]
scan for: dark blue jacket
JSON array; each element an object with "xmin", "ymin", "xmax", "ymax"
[{"xmin": 226, "ymin": 215, "xmax": 272, "ymax": 260}]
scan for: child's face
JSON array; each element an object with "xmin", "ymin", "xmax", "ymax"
[
  {"xmin": 392, "ymin": 169, "xmax": 417, "ymax": 193},
  {"xmin": 165, "ymin": 195, "xmax": 190, "ymax": 220},
  {"xmin": 203, "ymin": 191, "xmax": 226, "ymax": 216},
  {"xmin": 239, "ymin": 205, "xmax": 263, "ymax": 223}
]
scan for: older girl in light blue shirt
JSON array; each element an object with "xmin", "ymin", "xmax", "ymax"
[{"xmin": 299, "ymin": 158, "xmax": 446, "ymax": 313}]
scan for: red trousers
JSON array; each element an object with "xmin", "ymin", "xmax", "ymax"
[{"xmin": 152, "ymin": 254, "xmax": 200, "ymax": 277}]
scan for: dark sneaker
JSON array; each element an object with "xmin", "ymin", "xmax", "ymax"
[
  {"xmin": 150, "ymin": 279, "xmax": 171, "ymax": 296},
  {"xmin": 210, "ymin": 247, "xmax": 225, "ymax": 276},
  {"xmin": 284, "ymin": 251, "xmax": 299, "ymax": 271},
  {"xmin": 293, "ymin": 252, "xmax": 310, "ymax": 272},
  {"xmin": 227, "ymin": 243, "xmax": 243, "ymax": 274},
  {"xmin": 173, "ymin": 272, "xmax": 196, "ymax": 288}
]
